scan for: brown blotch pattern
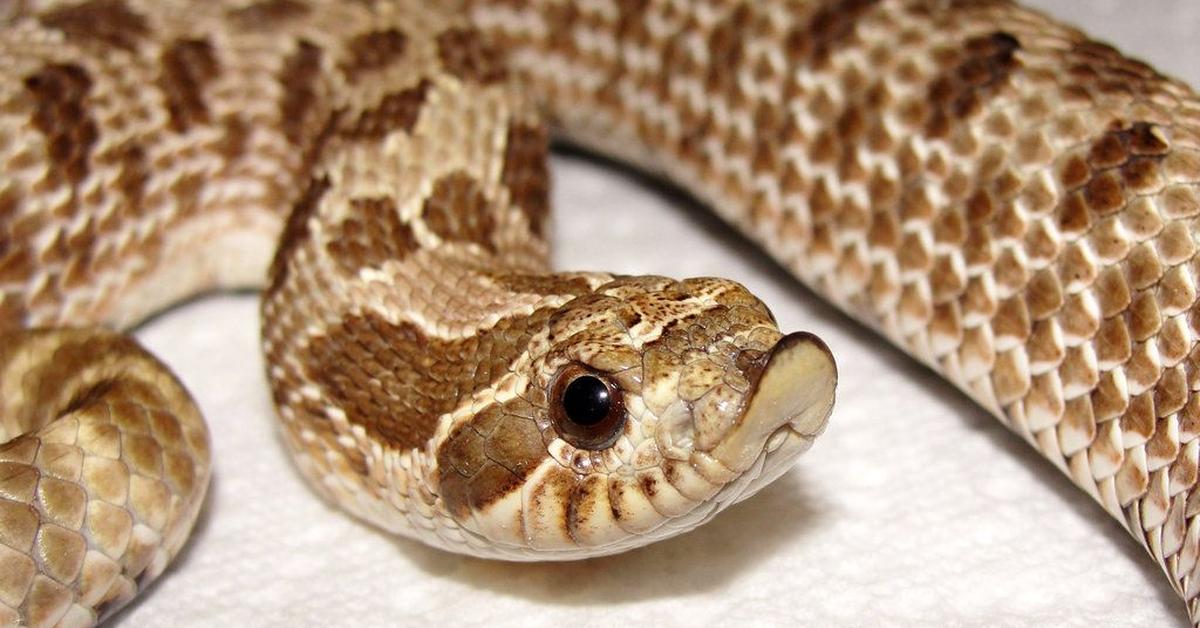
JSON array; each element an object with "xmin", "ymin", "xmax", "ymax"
[
  {"xmin": 785, "ymin": 0, "xmax": 880, "ymax": 68},
  {"xmin": 489, "ymin": 273, "xmax": 594, "ymax": 298},
  {"xmin": 1061, "ymin": 38, "xmax": 1164, "ymax": 99},
  {"xmin": 592, "ymin": 0, "xmax": 651, "ymax": 111},
  {"xmin": 216, "ymin": 114, "xmax": 251, "ymax": 162},
  {"xmin": 278, "ymin": 40, "xmax": 326, "ymax": 148},
  {"xmin": 436, "ymin": 396, "xmax": 548, "ymax": 519},
  {"xmin": 267, "ymin": 176, "xmax": 329, "ymax": 294},
  {"xmin": 159, "ymin": 39, "xmax": 220, "ymax": 133},
  {"xmin": 341, "ymin": 29, "xmax": 409, "ymax": 82},
  {"xmin": 308, "ymin": 307, "xmax": 554, "ymax": 451},
  {"xmin": 453, "ymin": 0, "xmax": 1200, "ymax": 591},
  {"xmin": 339, "ymin": 79, "xmax": 430, "ymax": 140},
  {"xmin": 24, "ymin": 63, "xmax": 98, "ymax": 187},
  {"xmin": 706, "ymin": 3, "xmax": 754, "ymax": 97},
  {"xmin": 925, "ymin": 31, "xmax": 1022, "ymax": 136},
  {"xmin": 38, "ymin": 0, "xmax": 148, "ymax": 52},
  {"xmin": 99, "ymin": 139, "xmax": 150, "ymax": 223},
  {"xmin": 422, "ymin": 171, "xmax": 497, "ymax": 252},
  {"xmin": 500, "ymin": 121, "xmax": 550, "ymax": 237},
  {"xmin": 226, "ymin": 0, "xmax": 311, "ymax": 29},
  {"xmin": 326, "ymin": 197, "xmax": 420, "ymax": 273},
  {"xmin": 436, "ymin": 27, "xmax": 507, "ymax": 84}
]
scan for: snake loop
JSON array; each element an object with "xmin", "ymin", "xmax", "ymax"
[{"xmin": 1, "ymin": 0, "xmax": 1199, "ymax": 625}]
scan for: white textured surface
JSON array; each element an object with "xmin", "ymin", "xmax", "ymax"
[{"xmin": 118, "ymin": 2, "xmax": 1198, "ymax": 626}]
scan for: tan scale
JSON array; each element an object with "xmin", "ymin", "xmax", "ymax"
[
  {"xmin": 465, "ymin": 0, "xmax": 1200, "ymax": 621},
  {"xmin": 0, "ymin": 0, "xmax": 835, "ymax": 625},
  {"xmin": 0, "ymin": 0, "xmax": 1197, "ymax": 625}
]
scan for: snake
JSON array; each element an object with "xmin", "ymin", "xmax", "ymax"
[{"xmin": 0, "ymin": 0, "xmax": 1198, "ymax": 625}]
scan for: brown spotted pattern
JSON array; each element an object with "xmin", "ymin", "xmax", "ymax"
[
  {"xmin": 501, "ymin": 121, "xmax": 551, "ymax": 237},
  {"xmin": 468, "ymin": 0, "xmax": 1200, "ymax": 620},
  {"xmin": 422, "ymin": 171, "xmax": 499, "ymax": 252},
  {"xmin": 308, "ymin": 308, "xmax": 555, "ymax": 450},
  {"xmin": 225, "ymin": 0, "xmax": 310, "ymax": 28},
  {"xmin": 325, "ymin": 197, "xmax": 419, "ymax": 273},
  {"xmin": 24, "ymin": 63, "xmax": 98, "ymax": 187},
  {"xmin": 277, "ymin": 41, "xmax": 327, "ymax": 149},
  {"xmin": 436, "ymin": 26, "xmax": 508, "ymax": 84},
  {"xmin": 38, "ymin": 0, "xmax": 149, "ymax": 52},
  {"xmin": 3, "ymin": 0, "xmax": 1199, "ymax": 624},
  {"xmin": 428, "ymin": 274, "xmax": 794, "ymax": 549},
  {"xmin": 338, "ymin": 79, "xmax": 431, "ymax": 139},
  {"xmin": 341, "ymin": 29, "xmax": 409, "ymax": 82},
  {"xmin": 437, "ymin": 394, "xmax": 549, "ymax": 520},
  {"xmin": 158, "ymin": 39, "xmax": 220, "ymax": 132},
  {"xmin": 251, "ymin": 0, "xmax": 819, "ymax": 577}
]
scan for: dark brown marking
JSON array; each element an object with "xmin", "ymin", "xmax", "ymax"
[
  {"xmin": 0, "ymin": 292, "xmax": 27, "ymax": 327},
  {"xmin": 437, "ymin": 400, "xmax": 548, "ymax": 520},
  {"xmin": 639, "ymin": 474, "xmax": 659, "ymax": 499},
  {"xmin": 422, "ymin": 171, "xmax": 497, "ymax": 252},
  {"xmin": 341, "ymin": 29, "xmax": 409, "ymax": 82},
  {"xmin": 0, "ymin": 244, "xmax": 34, "ymax": 284},
  {"xmin": 593, "ymin": 0, "xmax": 651, "ymax": 112},
  {"xmin": 278, "ymin": 40, "xmax": 326, "ymax": 148},
  {"xmin": 541, "ymin": 2, "xmax": 581, "ymax": 58},
  {"xmin": 614, "ymin": 0, "xmax": 651, "ymax": 37},
  {"xmin": 216, "ymin": 114, "xmax": 251, "ymax": 162},
  {"xmin": 501, "ymin": 121, "xmax": 550, "ymax": 237},
  {"xmin": 925, "ymin": 32, "xmax": 1021, "ymax": 136},
  {"xmin": 1060, "ymin": 155, "xmax": 1091, "ymax": 190},
  {"xmin": 326, "ymin": 197, "xmax": 419, "ymax": 273},
  {"xmin": 706, "ymin": 3, "xmax": 753, "ymax": 97},
  {"xmin": 1063, "ymin": 39, "xmax": 1162, "ymax": 96},
  {"xmin": 609, "ymin": 477, "xmax": 630, "ymax": 521},
  {"xmin": 784, "ymin": 0, "xmax": 880, "ymax": 69},
  {"xmin": 226, "ymin": 0, "xmax": 310, "ymax": 28},
  {"xmin": 339, "ymin": 80, "xmax": 430, "ymax": 140},
  {"xmin": 24, "ymin": 64, "xmax": 98, "ymax": 187},
  {"xmin": 489, "ymin": 273, "xmax": 594, "ymax": 298},
  {"xmin": 310, "ymin": 307, "xmax": 554, "ymax": 452},
  {"xmin": 1083, "ymin": 172, "xmax": 1126, "ymax": 215},
  {"xmin": 564, "ymin": 475, "xmax": 601, "ymax": 540},
  {"xmin": 39, "ymin": 0, "xmax": 148, "ymax": 52},
  {"xmin": 267, "ymin": 176, "xmax": 329, "ymax": 294},
  {"xmin": 159, "ymin": 39, "xmax": 220, "ymax": 133},
  {"xmin": 436, "ymin": 27, "xmax": 507, "ymax": 84}
]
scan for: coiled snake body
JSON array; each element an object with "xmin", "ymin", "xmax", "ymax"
[{"xmin": 0, "ymin": 0, "xmax": 1197, "ymax": 625}]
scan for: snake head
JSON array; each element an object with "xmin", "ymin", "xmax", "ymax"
[{"xmin": 434, "ymin": 275, "xmax": 836, "ymax": 558}]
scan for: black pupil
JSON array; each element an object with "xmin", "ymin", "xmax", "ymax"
[{"xmin": 562, "ymin": 376, "xmax": 612, "ymax": 426}]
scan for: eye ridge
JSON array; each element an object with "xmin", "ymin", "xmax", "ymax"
[{"xmin": 550, "ymin": 365, "xmax": 626, "ymax": 450}]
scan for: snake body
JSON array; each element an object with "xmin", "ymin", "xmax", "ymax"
[{"xmin": 0, "ymin": 0, "xmax": 1197, "ymax": 625}]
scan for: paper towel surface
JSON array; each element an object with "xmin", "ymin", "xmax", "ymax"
[{"xmin": 113, "ymin": 2, "xmax": 1200, "ymax": 626}]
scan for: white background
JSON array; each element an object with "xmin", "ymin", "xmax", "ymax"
[{"xmin": 118, "ymin": 1, "xmax": 1200, "ymax": 626}]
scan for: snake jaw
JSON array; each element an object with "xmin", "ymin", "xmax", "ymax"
[{"xmin": 706, "ymin": 332, "xmax": 837, "ymax": 475}]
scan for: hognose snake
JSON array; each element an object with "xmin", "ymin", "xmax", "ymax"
[{"xmin": 0, "ymin": 0, "xmax": 1198, "ymax": 625}]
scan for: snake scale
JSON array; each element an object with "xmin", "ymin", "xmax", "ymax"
[{"xmin": 0, "ymin": 0, "xmax": 1198, "ymax": 624}]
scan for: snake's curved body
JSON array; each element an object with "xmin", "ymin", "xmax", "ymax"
[{"xmin": 0, "ymin": 0, "xmax": 1197, "ymax": 625}]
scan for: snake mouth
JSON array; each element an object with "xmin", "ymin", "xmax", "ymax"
[{"xmin": 708, "ymin": 331, "xmax": 838, "ymax": 473}]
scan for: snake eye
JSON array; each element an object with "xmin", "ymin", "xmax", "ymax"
[{"xmin": 550, "ymin": 365, "xmax": 625, "ymax": 450}]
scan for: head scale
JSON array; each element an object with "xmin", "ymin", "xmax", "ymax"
[{"xmin": 434, "ymin": 275, "xmax": 836, "ymax": 557}]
